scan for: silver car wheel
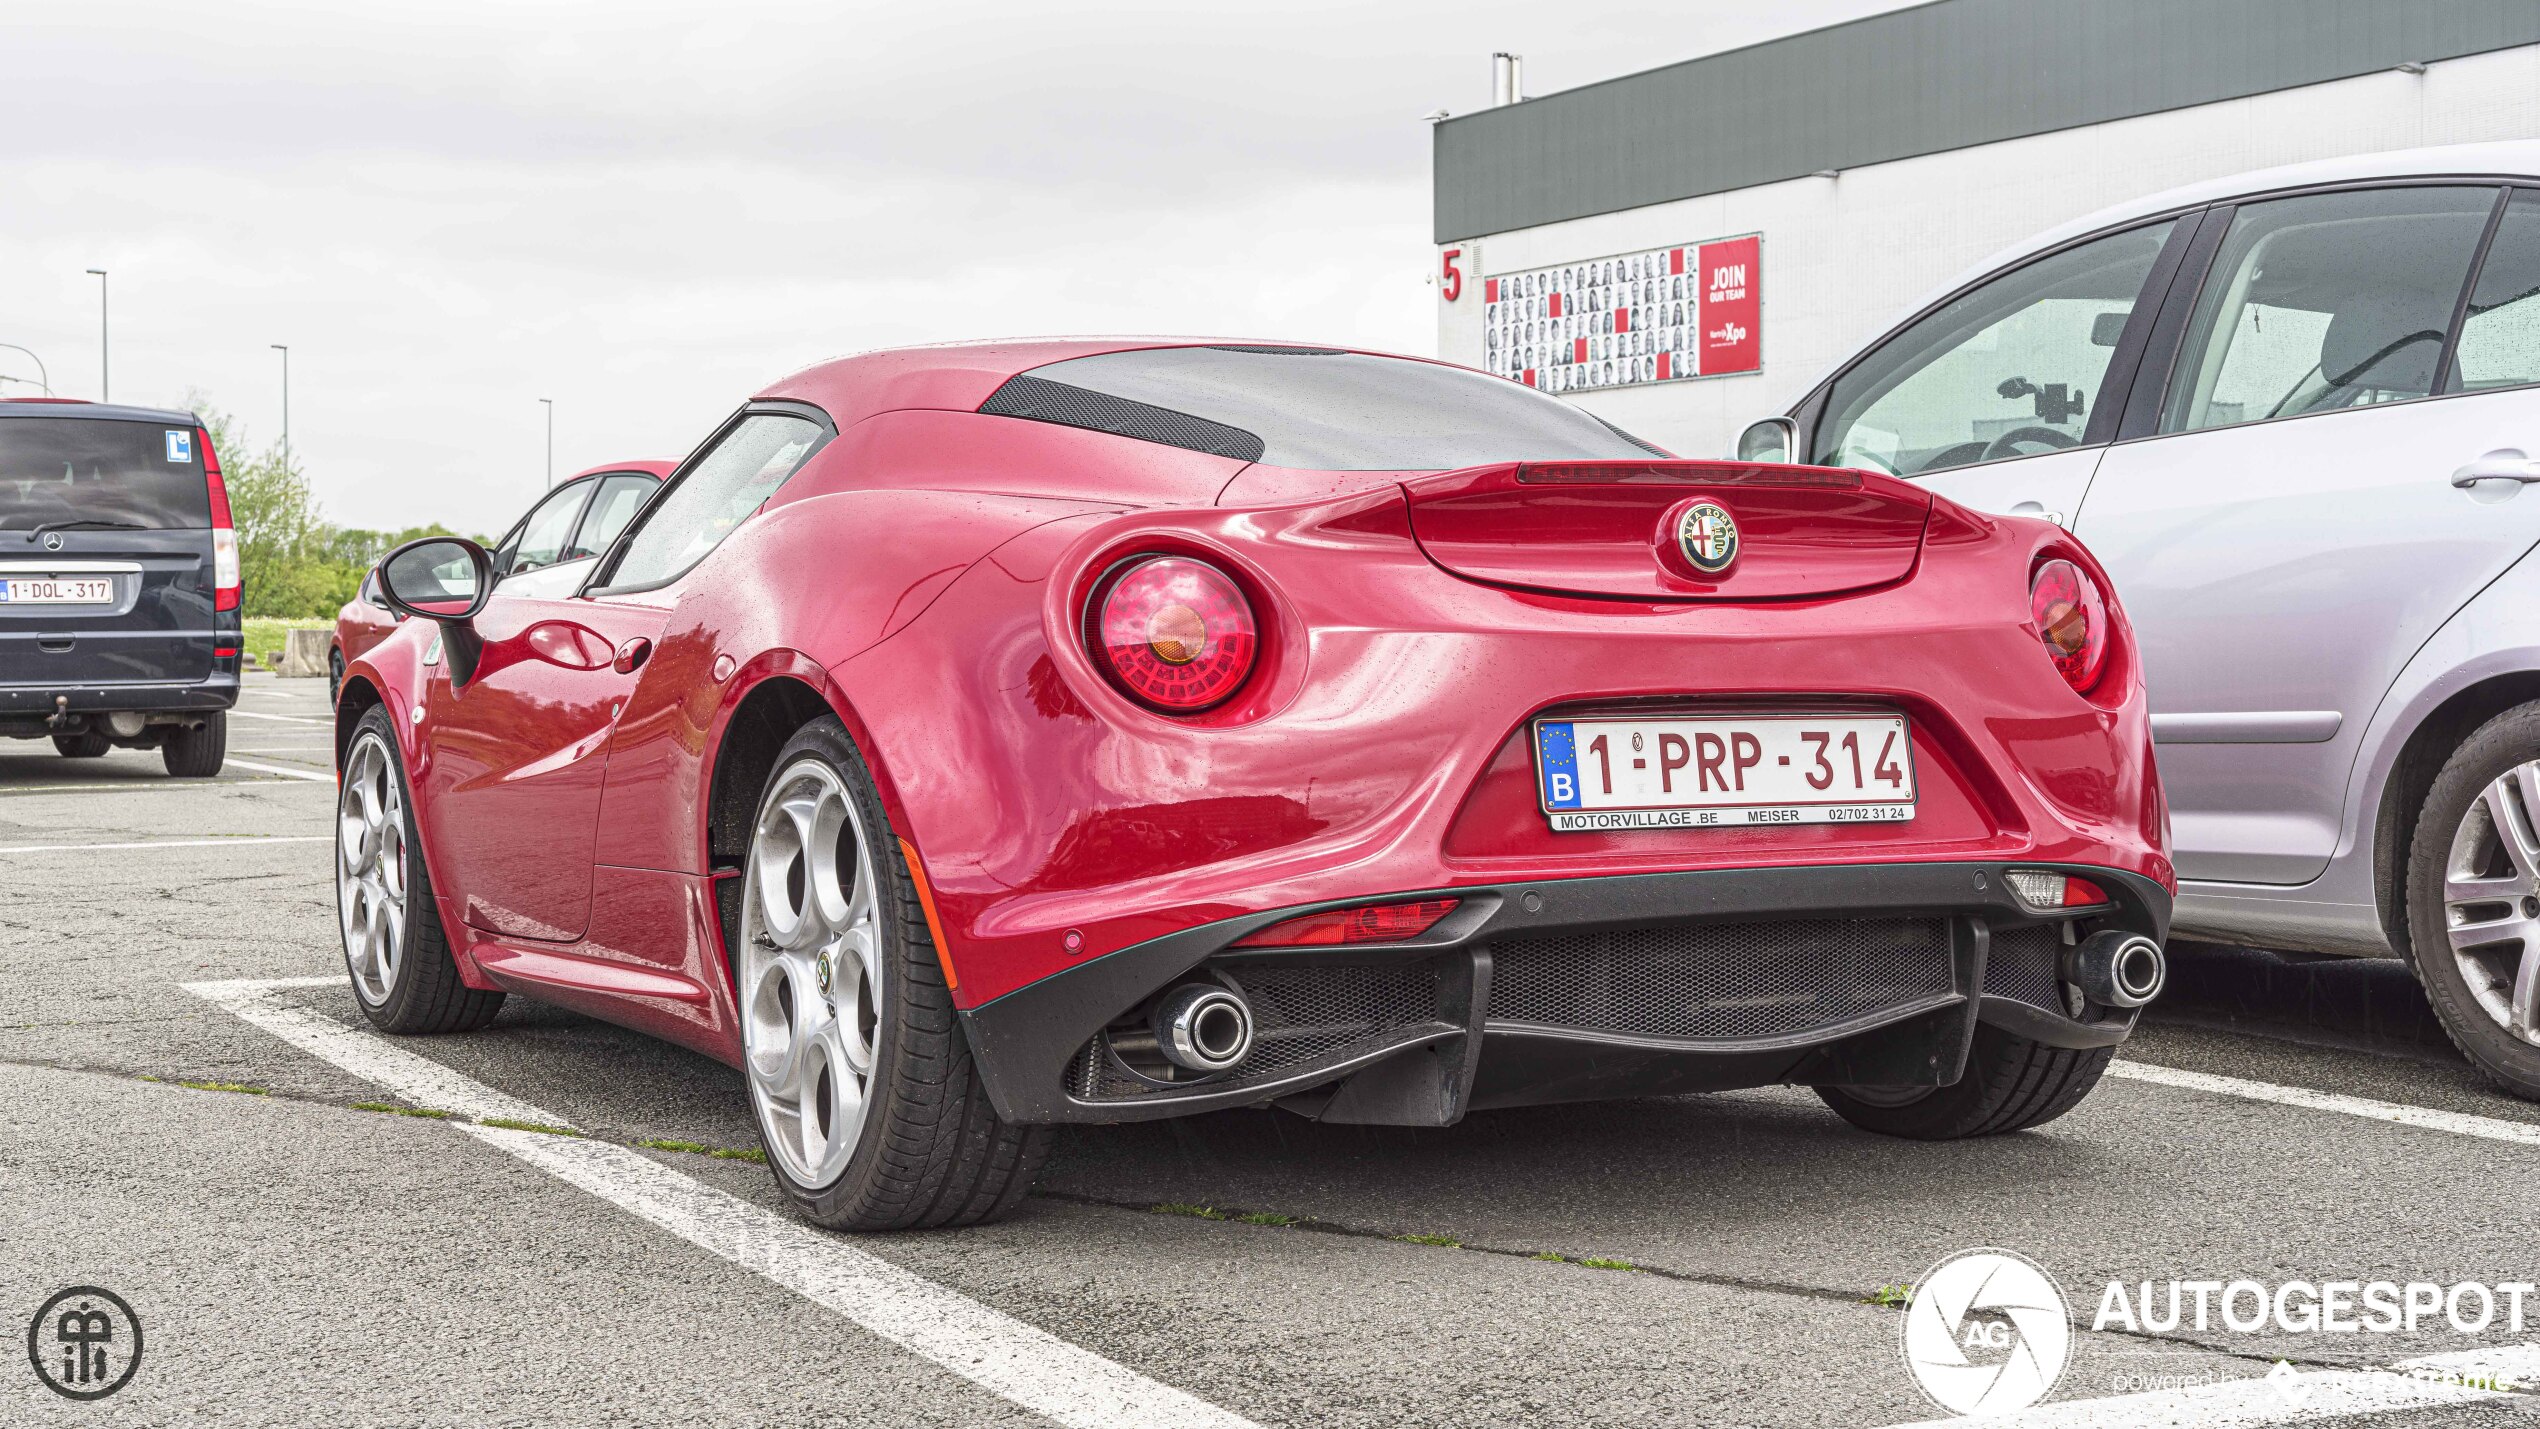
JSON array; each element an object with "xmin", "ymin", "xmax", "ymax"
[
  {"xmin": 337, "ymin": 731, "xmax": 408, "ymax": 1006},
  {"xmin": 739, "ymin": 755, "xmax": 885, "ymax": 1190},
  {"xmin": 2441, "ymin": 760, "xmax": 2540, "ymax": 1046}
]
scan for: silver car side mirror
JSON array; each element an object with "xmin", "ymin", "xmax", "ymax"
[{"xmin": 1737, "ymin": 416, "xmax": 1798, "ymax": 464}]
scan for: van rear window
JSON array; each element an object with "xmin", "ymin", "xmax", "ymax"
[{"xmin": 0, "ymin": 418, "xmax": 213, "ymax": 532}]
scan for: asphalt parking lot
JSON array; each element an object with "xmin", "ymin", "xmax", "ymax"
[{"xmin": 4, "ymin": 673, "xmax": 2540, "ymax": 1427}]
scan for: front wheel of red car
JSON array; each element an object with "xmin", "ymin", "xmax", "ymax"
[
  {"xmin": 737, "ymin": 717, "xmax": 1051, "ymax": 1231},
  {"xmin": 337, "ymin": 706, "xmax": 506, "ymax": 1034},
  {"xmin": 1814, "ymin": 1023, "xmax": 2113, "ymax": 1139}
]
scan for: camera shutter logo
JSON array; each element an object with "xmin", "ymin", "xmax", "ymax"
[
  {"xmin": 26, "ymin": 1286, "xmax": 143, "ymax": 1401},
  {"xmin": 1901, "ymin": 1249, "xmax": 2071, "ymax": 1416}
]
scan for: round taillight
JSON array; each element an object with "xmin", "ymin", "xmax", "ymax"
[
  {"xmin": 2030, "ymin": 557, "xmax": 2109, "ymax": 693},
  {"xmin": 1091, "ymin": 556, "xmax": 1258, "ymax": 712}
]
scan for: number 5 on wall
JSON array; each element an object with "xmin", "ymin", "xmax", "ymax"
[{"xmin": 1440, "ymin": 248, "xmax": 1463, "ymax": 302}]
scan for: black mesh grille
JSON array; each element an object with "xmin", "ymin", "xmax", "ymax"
[
  {"xmin": 1488, "ymin": 916, "xmax": 1956, "ymax": 1042},
  {"xmin": 1983, "ymin": 922, "xmax": 2065, "ymax": 1012},
  {"xmin": 980, "ymin": 374, "xmax": 1265, "ymax": 462},
  {"xmin": 1072, "ymin": 960, "xmax": 1444, "ymax": 1102}
]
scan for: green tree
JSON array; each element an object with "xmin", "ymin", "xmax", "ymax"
[{"xmin": 192, "ymin": 398, "xmax": 388, "ymax": 617}]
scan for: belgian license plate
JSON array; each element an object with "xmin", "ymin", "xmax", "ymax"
[
  {"xmin": 1534, "ymin": 713, "xmax": 1917, "ymax": 831},
  {"xmin": 0, "ymin": 577, "xmax": 114, "ymax": 604}
]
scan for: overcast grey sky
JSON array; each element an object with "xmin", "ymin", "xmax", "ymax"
[{"xmin": 1, "ymin": 1, "xmax": 1905, "ymax": 533}]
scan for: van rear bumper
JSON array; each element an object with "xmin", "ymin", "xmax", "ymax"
[{"xmin": 0, "ymin": 671, "xmax": 240, "ymax": 735}]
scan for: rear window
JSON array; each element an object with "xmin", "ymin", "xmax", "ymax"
[
  {"xmin": 982, "ymin": 346, "xmax": 1664, "ymax": 470},
  {"xmin": 0, "ymin": 418, "xmax": 211, "ymax": 532}
]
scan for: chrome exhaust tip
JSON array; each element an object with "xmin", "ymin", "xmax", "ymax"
[
  {"xmin": 1151, "ymin": 984, "xmax": 1254, "ymax": 1073},
  {"xmin": 2063, "ymin": 931, "xmax": 2166, "ymax": 1010}
]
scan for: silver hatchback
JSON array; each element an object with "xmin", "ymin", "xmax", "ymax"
[{"xmin": 1741, "ymin": 141, "xmax": 2540, "ymax": 1098}]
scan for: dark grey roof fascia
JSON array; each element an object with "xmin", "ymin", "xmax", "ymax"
[{"xmin": 1434, "ymin": 0, "xmax": 2540, "ymax": 242}]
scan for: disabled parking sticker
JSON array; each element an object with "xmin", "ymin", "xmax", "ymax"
[{"xmin": 165, "ymin": 429, "xmax": 192, "ymax": 462}]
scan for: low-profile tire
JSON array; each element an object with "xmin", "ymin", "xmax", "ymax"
[
  {"xmin": 1814, "ymin": 1023, "xmax": 2114, "ymax": 1139},
  {"xmin": 2405, "ymin": 702, "xmax": 2540, "ymax": 1100},
  {"xmin": 161, "ymin": 711, "xmax": 226, "ymax": 777},
  {"xmin": 52, "ymin": 731, "xmax": 109, "ymax": 758},
  {"xmin": 736, "ymin": 716, "xmax": 1052, "ymax": 1231},
  {"xmin": 337, "ymin": 705, "xmax": 505, "ymax": 1034}
]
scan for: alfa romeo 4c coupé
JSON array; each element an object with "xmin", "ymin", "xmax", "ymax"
[{"xmin": 339, "ymin": 340, "xmax": 2171, "ymax": 1230}]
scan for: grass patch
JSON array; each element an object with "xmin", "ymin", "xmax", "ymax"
[
  {"xmin": 175, "ymin": 1080, "xmax": 267, "ymax": 1095},
  {"xmin": 1397, "ymin": 1233, "xmax": 1462, "ymax": 1248},
  {"xmin": 636, "ymin": 1137, "xmax": 765, "ymax": 1163},
  {"xmin": 351, "ymin": 1101, "xmax": 452, "ymax": 1120},
  {"xmin": 1578, "ymin": 1257, "xmax": 1640, "ymax": 1272},
  {"xmin": 242, "ymin": 616, "xmax": 333, "ymax": 666},
  {"xmin": 1235, "ymin": 1212, "xmax": 1297, "ymax": 1227},
  {"xmin": 1866, "ymin": 1283, "xmax": 1914, "ymax": 1308},
  {"xmin": 1151, "ymin": 1202, "xmax": 1229, "ymax": 1220},
  {"xmin": 1532, "ymin": 1251, "xmax": 1568, "ymax": 1263},
  {"xmin": 478, "ymin": 1117, "xmax": 582, "ymax": 1137}
]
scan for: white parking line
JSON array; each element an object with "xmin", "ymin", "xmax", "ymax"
[
  {"xmin": 1882, "ymin": 1344, "xmax": 2537, "ymax": 1427},
  {"xmin": 0, "ymin": 835, "xmax": 329, "ymax": 855},
  {"xmin": 224, "ymin": 756, "xmax": 334, "ymax": 783},
  {"xmin": 2110, "ymin": 1061, "xmax": 2540, "ymax": 1148},
  {"xmin": 183, "ymin": 977, "xmax": 1263, "ymax": 1429},
  {"xmin": 227, "ymin": 709, "xmax": 331, "ymax": 726}
]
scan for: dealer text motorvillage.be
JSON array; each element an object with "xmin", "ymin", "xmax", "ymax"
[
  {"xmin": 2093, "ymin": 1279, "xmax": 2540, "ymax": 1336},
  {"xmin": 1546, "ymin": 804, "xmax": 1915, "ymax": 830}
]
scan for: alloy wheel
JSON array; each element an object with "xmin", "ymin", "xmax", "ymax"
[
  {"xmin": 2441, "ymin": 760, "xmax": 2540, "ymax": 1046},
  {"xmin": 739, "ymin": 756, "xmax": 885, "ymax": 1189},
  {"xmin": 336, "ymin": 732, "xmax": 408, "ymax": 1005}
]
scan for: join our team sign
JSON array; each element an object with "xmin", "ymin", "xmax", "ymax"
[{"xmin": 1481, "ymin": 235, "xmax": 1761, "ymax": 394}]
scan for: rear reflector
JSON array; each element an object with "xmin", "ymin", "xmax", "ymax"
[
  {"xmin": 2004, "ymin": 870, "xmax": 2112, "ymax": 913},
  {"xmin": 1230, "ymin": 897, "xmax": 1460, "ymax": 948},
  {"xmin": 1515, "ymin": 461, "xmax": 1862, "ymax": 489}
]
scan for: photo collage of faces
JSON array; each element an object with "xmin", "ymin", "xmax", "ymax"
[{"xmin": 1482, "ymin": 235, "xmax": 1761, "ymax": 394}]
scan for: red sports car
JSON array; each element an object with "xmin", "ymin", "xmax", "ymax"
[
  {"xmin": 340, "ymin": 340, "xmax": 2172, "ymax": 1231},
  {"xmin": 329, "ymin": 460, "xmax": 671, "ymax": 702}
]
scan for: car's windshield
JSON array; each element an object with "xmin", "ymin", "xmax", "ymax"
[
  {"xmin": 987, "ymin": 346, "xmax": 1664, "ymax": 470},
  {"xmin": 0, "ymin": 417, "xmax": 212, "ymax": 532}
]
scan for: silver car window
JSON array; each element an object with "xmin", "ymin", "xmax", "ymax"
[
  {"xmin": 1812, "ymin": 222, "xmax": 2174, "ymax": 477},
  {"xmin": 2160, "ymin": 187, "xmax": 2494, "ymax": 434},
  {"xmin": 2448, "ymin": 189, "xmax": 2540, "ymax": 395}
]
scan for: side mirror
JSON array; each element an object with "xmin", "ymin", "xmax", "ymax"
[
  {"xmin": 377, "ymin": 537, "xmax": 494, "ymax": 686},
  {"xmin": 1736, "ymin": 416, "xmax": 1798, "ymax": 464}
]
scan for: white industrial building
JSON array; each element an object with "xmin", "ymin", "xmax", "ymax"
[{"xmin": 1432, "ymin": 0, "xmax": 2540, "ymax": 458}]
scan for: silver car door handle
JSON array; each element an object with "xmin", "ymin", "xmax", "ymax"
[{"xmin": 2451, "ymin": 450, "xmax": 2540, "ymax": 487}]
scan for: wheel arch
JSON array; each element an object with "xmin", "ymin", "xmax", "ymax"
[{"xmin": 2373, "ymin": 669, "xmax": 2540, "ymax": 953}]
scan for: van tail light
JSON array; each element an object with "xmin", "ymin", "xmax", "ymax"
[
  {"xmin": 1231, "ymin": 897, "xmax": 1460, "ymax": 948},
  {"xmin": 1089, "ymin": 555, "xmax": 1257, "ymax": 713},
  {"xmin": 200, "ymin": 426, "xmax": 241, "ymax": 613},
  {"xmin": 2030, "ymin": 558, "xmax": 2107, "ymax": 693}
]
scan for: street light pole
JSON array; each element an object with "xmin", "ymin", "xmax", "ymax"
[
  {"xmin": 83, "ymin": 269, "xmax": 107, "ymax": 402},
  {"xmin": 540, "ymin": 397, "xmax": 554, "ymax": 487},
  {"xmin": 0, "ymin": 342, "xmax": 48, "ymax": 395},
  {"xmin": 271, "ymin": 344, "xmax": 290, "ymax": 471}
]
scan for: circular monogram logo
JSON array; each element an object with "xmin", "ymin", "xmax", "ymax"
[
  {"xmin": 1901, "ymin": 1249, "xmax": 2071, "ymax": 1417},
  {"xmin": 43, "ymin": 532, "xmax": 64, "ymax": 551},
  {"xmin": 27, "ymin": 1286, "xmax": 142, "ymax": 1402},
  {"xmin": 1676, "ymin": 501, "xmax": 1739, "ymax": 574}
]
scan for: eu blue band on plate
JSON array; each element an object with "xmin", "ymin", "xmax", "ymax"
[{"xmin": 1536, "ymin": 721, "xmax": 1582, "ymax": 808}]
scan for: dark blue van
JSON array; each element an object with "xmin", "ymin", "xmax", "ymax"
[{"xmin": 0, "ymin": 400, "xmax": 240, "ymax": 776}]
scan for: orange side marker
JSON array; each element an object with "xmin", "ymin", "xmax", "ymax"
[{"xmin": 897, "ymin": 837, "xmax": 958, "ymax": 991}]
